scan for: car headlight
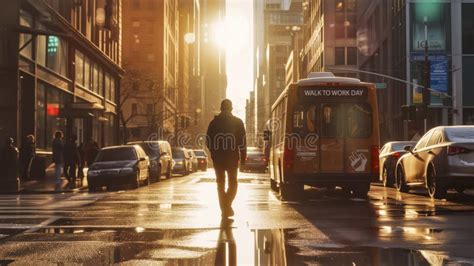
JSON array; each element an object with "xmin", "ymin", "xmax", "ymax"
[
  {"xmin": 119, "ymin": 168, "xmax": 135, "ymax": 175},
  {"xmin": 88, "ymin": 170, "xmax": 100, "ymax": 177}
]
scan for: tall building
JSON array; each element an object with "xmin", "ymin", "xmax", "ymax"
[
  {"xmin": 301, "ymin": 0, "xmax": 358, "ymax": 78},
  {"xmin": 122, "ymin": 0, "xmax": 179, "ymax": 141},
  {"xmin": 0, "ymin": 0, "xmax": 123, "ymax": 151},
  {"xmin": 358, "ymin": 1, "xmax": 474, "ymax": 142},
  {"xmin": 253, "ymin": 0, "xmax": 303, "ymax": 144},
  {"xmin": 179, "ymin": 0, "xmax": 202, "ymax": 139},
  {"xmin": 200, "ymin": 0, "xmax": 227, "ymax": 128},
  {"xmin": 245, "ymin": 91, "xmax": 256, "ymax": 146}
]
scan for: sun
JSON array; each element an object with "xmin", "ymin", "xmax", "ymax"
[{"xmin": 212, "ymin": 17, "xmax": 250, "ymax": 51}]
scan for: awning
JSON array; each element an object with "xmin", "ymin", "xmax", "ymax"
[{"xmin": 70, "ymin": 102, "xmax": 104, "ymax": 110}]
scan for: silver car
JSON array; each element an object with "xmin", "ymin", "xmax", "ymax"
[{"xmin": 395, "ymin": 126, "xmax": 474, "ymax": 199}]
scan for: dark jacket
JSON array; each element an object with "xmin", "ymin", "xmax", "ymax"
[
  {"xmin": 52, "ymin": 138, "xmax": 64, "ymax": 164},
  {"xmin": 206, "ymin": 111, "xmax": 247, "ymax": 166},
  {"xmin": 63, "ymin": 140, "xmax": 81, "ymax": 164},
  {"xmin": 19, "ymin": 141, "xmax": 35, "ymax": 163}
]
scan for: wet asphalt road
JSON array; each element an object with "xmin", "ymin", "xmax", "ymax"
[{"xmin": 0, "ymin": 170, "xmax": 473, "ymax": 265}]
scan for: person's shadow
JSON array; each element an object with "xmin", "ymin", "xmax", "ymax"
[{"xmin": 215, "ymin": 218, "xmax": 236, "ymax": 266}]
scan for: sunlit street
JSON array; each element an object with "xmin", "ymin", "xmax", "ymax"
[{"xmin": 0, "ymin": 170, "xmax": 472, "ymax": 264}]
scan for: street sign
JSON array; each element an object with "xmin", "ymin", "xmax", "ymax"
[{"xmin": 375, "ymin": 83, "xmax": 386, "ymax": 89}]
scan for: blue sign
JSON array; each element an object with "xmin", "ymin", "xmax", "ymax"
[{"xmin": 430, "ymin": 56, "xmax": 448, "ymax": 94}]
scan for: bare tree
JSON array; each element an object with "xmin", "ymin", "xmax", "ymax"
[{"xmin": 119, "ymin": 64, "xmax": 164, "ymax": 143}]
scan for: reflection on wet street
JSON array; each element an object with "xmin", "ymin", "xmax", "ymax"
[{"xmin": 0, "ymin": 170, "xmax": 473, "ymax": 264}]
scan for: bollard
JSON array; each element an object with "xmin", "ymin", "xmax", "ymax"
[{"xmin": 0, "ymin": 138, "xmax": 20, "ymax": 193}]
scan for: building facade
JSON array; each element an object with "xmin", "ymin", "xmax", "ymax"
[
  {"xmin": 252, "ymin": 0, "xmax": 303, "ymax": 145},
  {"xmin": 0, "ymin": 0, "xmax": 122, "ymax": 152},
  {"xmin": 121, "ymin": 0, "xmax": 179, "ymax": 142},
  {"xmin": 301, "ymin": 0, "xmax": 358, "ymax": 78},
  {"xmin": 200, "ymin": 0, "xmax": 227, "ymax": 129},
  {"xmin": 358, "ymin": 0, "xmax": 474, "ymax": 142}
]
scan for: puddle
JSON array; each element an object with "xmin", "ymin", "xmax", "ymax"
[{"xmin": 3, "ymin": 225, "xmax": 473, "ymax": 265}]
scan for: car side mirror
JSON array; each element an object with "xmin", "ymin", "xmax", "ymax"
[
  {"xmin": 263, "ymin": 130, "xmax": 271, "ymax": 141},
  {"xmin": 403, "ymin": 145, "xmax": 413, "ymax": 153}
]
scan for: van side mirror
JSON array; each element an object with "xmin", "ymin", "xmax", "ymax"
[
  {"xmin": 403, "ymin": 145, "xmax": 413, "ymax": 153},
  {"xmin": 263, "ymin": 130, "xmax": 271, "ymax": 141}
]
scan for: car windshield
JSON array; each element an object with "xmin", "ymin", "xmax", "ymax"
[
  {"xmin": 391, "ymin": 142, "xmax": 415, "ymax": 152},
  {"xmin": 96, "ymin": 147, "xmax": 137, "ymax": 162},
  {"xmin": 172, "ymin": 149, "xmax": 185, "ymax": 158},
  {"xmin": 445, "ymin": 128, "xmax": 474, "ymax": 142},
  {"xmin": 136, "ymin": 143, "xmax": 160, "ymax": 156},
  {"xmin": 194, "ymin": 150, "xmax": 206, "ymax": 157}
]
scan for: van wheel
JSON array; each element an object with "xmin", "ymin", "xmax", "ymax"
[
  {"xmin": 427, "ymin": 166, "xmax": 447, "ymax": 199},
  {"xmin": 130, "ymin": 172, "xmax": 140, "ymax": 189},
  {"xmin": 270, "ymin": 178, "xmax": 278, "ymax": 192},
  {"xmin": 395, "ymin": 165, "xmax": 409, "ymax": 193},
  {"xmin": 156, "ymin": 165, "xmax": 162, "ymax": 182},
  {"xmin": 353, "ymin": 183, "xmax": 370, "ymax": 198},
  {"xmin": 279, "ymin": 183, "xmax": 303, "ymax": 201},
  {"xmin": 145, "ymin": 170, "xmax": 151, "ymax": 186}
]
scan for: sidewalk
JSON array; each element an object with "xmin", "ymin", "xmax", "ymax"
[{"xmin": 19, "ymin": 165, "xmax": 89, "ymax": 194}]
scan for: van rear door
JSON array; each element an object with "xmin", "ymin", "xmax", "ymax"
[{"xmin": 319, "ymin": 103, "xmax": 344, "ymax": 173}]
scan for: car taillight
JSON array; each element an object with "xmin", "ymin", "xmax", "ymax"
[
  {"xmin": 371, "ymin": 145, "xmax": 379, "ymax": 174},
  {"xmin": 262, "ymin": 157, "xmax": 267, "ymax": 162},
  {"xmin": 283, "ymin": 144, "xmax": 294, "ymax": 171},
  {"xmin": 448, "ymin": 146, "xmax": 471, "ymax": 155},
  {"xmin": 392, "ymin": 152, "xmax": 401, "ymax": 158}
]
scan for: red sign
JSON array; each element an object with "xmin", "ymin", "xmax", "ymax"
[{"xmin": 47, "ymin": 104, "xmax": 60, "ymax": 116}]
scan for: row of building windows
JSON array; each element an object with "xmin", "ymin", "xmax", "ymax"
[
  {"xmin": 75, "ymin": 51, "xmax": 116, "ymax": 102},
  {"xmin": 335, "ymin": 47, "xmax": 357, "ymax": 66}
]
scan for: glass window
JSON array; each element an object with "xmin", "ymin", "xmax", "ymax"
[
  {"xmin": 347, "ymin": 47, "xmax": 357, "ymax": 65},
  {"xmin": 75, "ymin": 51, "xmax": 84, "ymax": 86},
  {"xmin": 293, "ymin": 106, "xmax": 304, "ymax": 128},
  {"xmin": 98, "ymin": 67, "xmax": 104, "ymax": 96},
  {"xmin": 45, "ymin": 36, "xmax": 68, "ymax": 76},
  {"xmin": 445, "ymin": 127, "xmax": 474, "ymax": 142},
  {"xmin": 105, "ymin": 73, "xmax": 111, "ymax": 99},
  {"xmin": 346, "ymin": 103, "xmax": 372, "ymax": 138},
  {"xmin": 36, "ymin": 29, "xmax": 47, "ymax": 66},
  {"xmin": 427, "ymin": 130, "xmax": 443, "ymax": 147},
  {"xmin": 110, "ymin": 77, "xmax": 116, "ymax": 101},
  {"xmin": 321, "ymin": 104, "xmax": 343, "ymax": 137},
  {"xmin": 96, "ymin": 147, "xmax": 137, "ymax": 162},
  {"xmin": 84, "ymin": 57, "xmax": 91, "ymax": 89},
  {"xmin": 335, "ymin": 47, "xmax": 345, "ymax": 65},
  {"xmin": 463, "ymin": 57, "xmax": 474, "ymax": 106},
  {"xmin": 93, "ymin": 64, "xmax": 99, "ymax": 93},
  {"xmin": 19, "ymin": 10, "xmax": 33, "ymax": 59},
  {"xmin": 414, "ymin": 130, "xmax": 434, "ymax": 151},
  {"xmin": 36, "ymin": 84, "xmax": 46, "ymax": 149},
  {"xmin": 132, "ymin": 103, "xmax": 138, "ymax": 115},
  {"xmin": 44, "ymin": 86, "xmax": 69, "ymax": 149},
  {"xmin": 463, "ymin": 4, "xmax": 474, "ymax": 54}
]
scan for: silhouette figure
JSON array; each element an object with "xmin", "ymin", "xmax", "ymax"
[{"xmin": 207, "ymin": 99, "xmax": 247, "ymax": 218}]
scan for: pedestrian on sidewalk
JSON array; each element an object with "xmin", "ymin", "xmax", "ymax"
[
  {"xmin": 84, "ymin": 138, "xmax": 99, "ymax": 167},
  {"xmin": 206, "ymin": 99, "xmax": 247, "ymax": 219},
  {"xmin": 63, "ymin": 135, "xmax": 81, "ymax": 183},
  {"xmin": 77, "ymin": 141, "xmax": 85, "ymax": 180},
  {"xmin": 19, "ymin": 135, "xmax": 36, "ymax": 180},
  {"xmin": 52, "ymin": 131, "xmax": 64, "ymax": 185}
]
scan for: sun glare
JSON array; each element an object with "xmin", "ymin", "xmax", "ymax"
[{"xmin": 213, "ymin": 18, "xmax": 250, "ymax": 50}]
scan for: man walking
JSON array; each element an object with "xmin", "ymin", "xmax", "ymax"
[
  {"xmin": 52, "ymin": 131, "xmax": 64, "ymax": 186},
  {"xmin": 63, "ymin": 135, "xmax": 81, "ymax": 184},
  {"xmin": 206, "ymin": 99, "xmax": 247, "ymax": 219}
]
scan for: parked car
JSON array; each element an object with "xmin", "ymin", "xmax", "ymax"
[
  {"xmin": 379, "ymin": 141, "xmax": 416, "ymax": 187},
  {"xmin": 240, "ymin": 147, "xmax": 268, "ymax": 173},
  {"xmin": 127, "ymin": 140, "xmax": 173, "ymax": 181},
  {"xmin": 193, "ymin": 149, "xmax": 208, "ymax": 171},
  {"xmin": 87, "ymin": 145, "xmax": 150, "ymax": 191},
  {"xmin": 187, "ymin": 149, "xmax": 198, "ymax": 172},
  {"xmin": 172, "ymin": 147, "xmax": 192, "ymax": 175},
  {"xmin": 395, "ymin": 126, "xmax": 474, "ymax": 199}
]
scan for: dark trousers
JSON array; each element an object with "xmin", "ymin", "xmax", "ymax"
[
  {"xmin": 214, "ymin": 162, "xmax": 238, "ymax": 214},
  {"xmin": 64, "ymin": 162, "xmax": 77, "ymax": 182}
]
